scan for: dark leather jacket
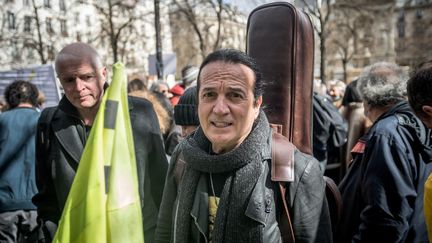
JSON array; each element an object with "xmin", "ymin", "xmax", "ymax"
[
  {"xmin": 32, "ymin": 95, "xmax": 168, "ymax": 243},
  {"xmin": 155, "ymin": 128, "xmax": 332, "ymax": 243}
]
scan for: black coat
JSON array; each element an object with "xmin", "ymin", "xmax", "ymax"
[{"xmin": 32, "ymin": 95, "xmax": 168, "ymax": 242}]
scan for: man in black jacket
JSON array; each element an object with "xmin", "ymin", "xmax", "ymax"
[
  {"xmin": 32, "ymin": 43, "xmax": 168, "ymax": 242},
  {"xmin": 155, "ymin": 49, "xmax": 331, "ymax": 243}
]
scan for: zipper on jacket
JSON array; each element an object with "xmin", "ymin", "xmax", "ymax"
[{"xmin": 173, "ymin": 199, "xmax": 180, "ymax": 242}]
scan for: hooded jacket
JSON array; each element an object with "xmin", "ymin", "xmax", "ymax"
[{"xmin": 337, "ymin": 101, "xmax": 432, "ymax": 243}]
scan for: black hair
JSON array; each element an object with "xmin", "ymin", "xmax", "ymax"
[
  {"xmin": 407, "ymin": 67, "xmax": 432, "ymax": 118},
  {"xmin": 4, "ymin": 80, "xmax": 39, "ymax": 109},
  {"xmin": 197, "ymin": 49, "xmax": 264, "ymax": 101}
]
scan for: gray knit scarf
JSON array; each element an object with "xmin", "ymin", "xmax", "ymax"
[{"xmin": 175, "ymin": 110, "xmax": 270, "ymax": 243}]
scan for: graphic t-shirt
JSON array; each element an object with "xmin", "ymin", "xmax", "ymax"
[{"xmin": 208, "ymin": 172, "xmax": 228, "ymax": 242}]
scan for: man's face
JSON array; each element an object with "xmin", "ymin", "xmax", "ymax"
[
  {"xmin": 198, "ymin": 61, "xmax": 262, "ymax": 154},
  {"xmin": 329, "ymin": 86, "xmax": 342, "ymax": 100},
  {"xmin": 57, "ymin": 60, "xmax": 106, "ymax": 111},
  {"xmin": 158, "ymin": 84, "xmax": 172, "ymax": 98}
]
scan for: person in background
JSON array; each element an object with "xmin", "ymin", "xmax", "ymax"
[
  {"xmin": 339, "ymin": 79, "xmax": 371, "ymax": 171},
  {"xmin": 32, "ymin": 43, "xmax": 168, "ymax": 243},
  {"xmin": 169, "ymin": 84, "xmax": 184, "ymax": 106},
  {"xmin": 128, "ymin": 78, "xmax": 171, "ymax": 136},
  {"xmin": 174, "ymin": 86, "xmax": 199, "ymax": 138},
  {"xmin": 37, "ymin": 91, "xmax": 46, "ymax": 110},
  {"xmin": 337, "ymin": 62, "xmax": 432, "ymax": 243},
  {"xmin": 0, "ymin": 97, "xmax": 7, "ymax": 113},
  {"xmin": 0, "ymin": 80, "xmax": 41, "ymax": 242},
  {"xmin": 151, "ymin": 81, "xmax": 174, "ymax": 116},
  {"xmin": 327, "ymin": 80, "xmax": 346, "ymax": 109},
  {"xmin": 312, "ymin": 91, "xmax": 348, "ymax": 179},
  {"xmin": 406, "ymin": 65, "xmax": 432, "ymax": 241},
  {"xmin": 170, "ymin": 65, "xmax": 199, "ymax": 106},
  {"xmin": 155, "ymin": 49, "xmax": 331, "ymax": 243},
  {"xmin": 128, "ymin": 78, "xmax": 180, "ymax": 158},
  {"xmin": 181, "ymin": 65, "xmax": 199, "ymax": 89}
]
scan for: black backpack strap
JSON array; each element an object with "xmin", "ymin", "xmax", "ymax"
[{"xmin": 38, "ymin": 107, "xmax": 57, "ymax": 153}]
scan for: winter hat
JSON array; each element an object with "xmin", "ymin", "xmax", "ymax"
[
  {"xmin": 174, "ymin": 86, "xmax": 199, "ymax": 126},
  {"xmin": 170, "ymin": 84, "xmax": 185, "ymax": 96},
  {"xmin": 181, "ymin": 65, "xmax": 199, "ymax": 86}
]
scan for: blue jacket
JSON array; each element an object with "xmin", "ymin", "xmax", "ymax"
[
  {"xmin": 337, "ymin": 101, "xmax": 432, "ymax": 243},
  {"xmin": 0, "ymin": 107, "xmax": 40, "ymax": 212}
]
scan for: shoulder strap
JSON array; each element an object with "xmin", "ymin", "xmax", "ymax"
[
  {"xmin": 323, "ymin": 175, "xmax": 343, "ymax": 236},
  {"xmin": 39, "ymin": 107, "xmax": 57, "ymax": 152},
  {"xmin": 271, "ymin": 132, "xmax": 295, "ymax": 182},
  {"xmin": 271, "ymin": 129, "xmax": 296, "ymax": 243}
]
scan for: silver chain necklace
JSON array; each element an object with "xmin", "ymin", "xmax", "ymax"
[{"xmin": 209, "ymin": 172, "xmax": 218, "ymax": 207}]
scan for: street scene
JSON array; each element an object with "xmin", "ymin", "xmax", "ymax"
[{"xmin": 0, "ymin": 0, "xmax": 432, "ymax": 242}]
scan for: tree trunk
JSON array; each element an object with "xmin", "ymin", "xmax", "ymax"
[
  {"xmin": 32, "ymin": 0, "xmax": 46, "ymax": 64},
  {"xmin": 154, "ymin": 0, "xmax": 163, "ymax": 79},
  {"xmin": 320, "ymin": 33, "xmax": 326, "ymax": 84}
]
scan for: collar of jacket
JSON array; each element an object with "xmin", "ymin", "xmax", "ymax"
[{"xmin": 370, "ymin": 100, "xmax": 432, "ymax": 162}]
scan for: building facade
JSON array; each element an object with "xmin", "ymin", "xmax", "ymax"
[{"xmin": 0, "ymin": 0, "xmax": 173, "ymax": 78}]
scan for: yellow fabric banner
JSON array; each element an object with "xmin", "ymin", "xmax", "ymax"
[
  {"xmin": 53, "ymin": 63, "xmax": 144, "ymax": 243},
  {"xmin": 425, "ymin": 173, "xmax": 432, "ymax": 242}
]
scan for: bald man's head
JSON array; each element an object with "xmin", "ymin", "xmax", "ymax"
[
  {"xmin": 55, "ymin": 42, "xmax": 107, "ymax": 116},
  {"xmin": 55, "ymin": 42, "xmax": 103, "ymax": 74}
]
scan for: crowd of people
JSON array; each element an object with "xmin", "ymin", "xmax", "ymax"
[{"xmin": 0, "ymin": 41, "xmax": 431, "ymax": 243}]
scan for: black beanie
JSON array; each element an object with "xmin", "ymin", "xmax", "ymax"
[{"xmin": 174, "ymin": 86, "xmax": 199, "ymax": 126}]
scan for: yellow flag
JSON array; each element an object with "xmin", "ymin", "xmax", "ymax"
[
  {"xmin": 425, "ymin": 173, "xmax": 432, "ymax": 241},
  {"xmin": 53, "ymin": 62, "xmax": 144, "ymax": 243}
]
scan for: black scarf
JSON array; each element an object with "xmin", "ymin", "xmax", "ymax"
[{"xmin": 175, "ymin": 110, "xmax": 270, "ymax": 243}]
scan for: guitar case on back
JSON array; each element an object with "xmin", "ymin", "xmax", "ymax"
[
  {"xmin": 246, "ymin": 3, "xmax": 342, "ymax": 241},
  {"xmin": 246, "ymin": 1, "xmax": 314, "ymax": 155}
]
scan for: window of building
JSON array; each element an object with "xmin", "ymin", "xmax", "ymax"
[
  {"xmin": 85, "ymin": 16, "xmax": 91, "ymax": 26},
  {"xmin": 60, "ymin": 19, "xmax": 68, "ymax": 36},
  {"xmin": 397, "ymin": 11, "xmax": 405, "ymax": 38},
  {"xmin": 46, "ymin": 17, "xmax": 53, "ymax": 33},
  {"xmin": 76, "ymin": 31, "xmax": 81, "ymax": 42},
  {"xmin": 7, "ymin": 11, "xmax": 16, "ymax": 30},
  {"xmin": 11, "ymin": 40, "xmax": 20, "ymax": 60},
  {"xmin": 59, "ymin": 0, "xmax": 66, "ymax": 11},
  {"xmin": 47, "ymin": 45, "xmax": 55, "ymax": 60},
  {"xmin": 44, "ymin": 0, "xmax": 51, "ymax": 8},
  {"xmin": 24, "ymin": 16, "xmax": 32, "ymax": 32}
]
